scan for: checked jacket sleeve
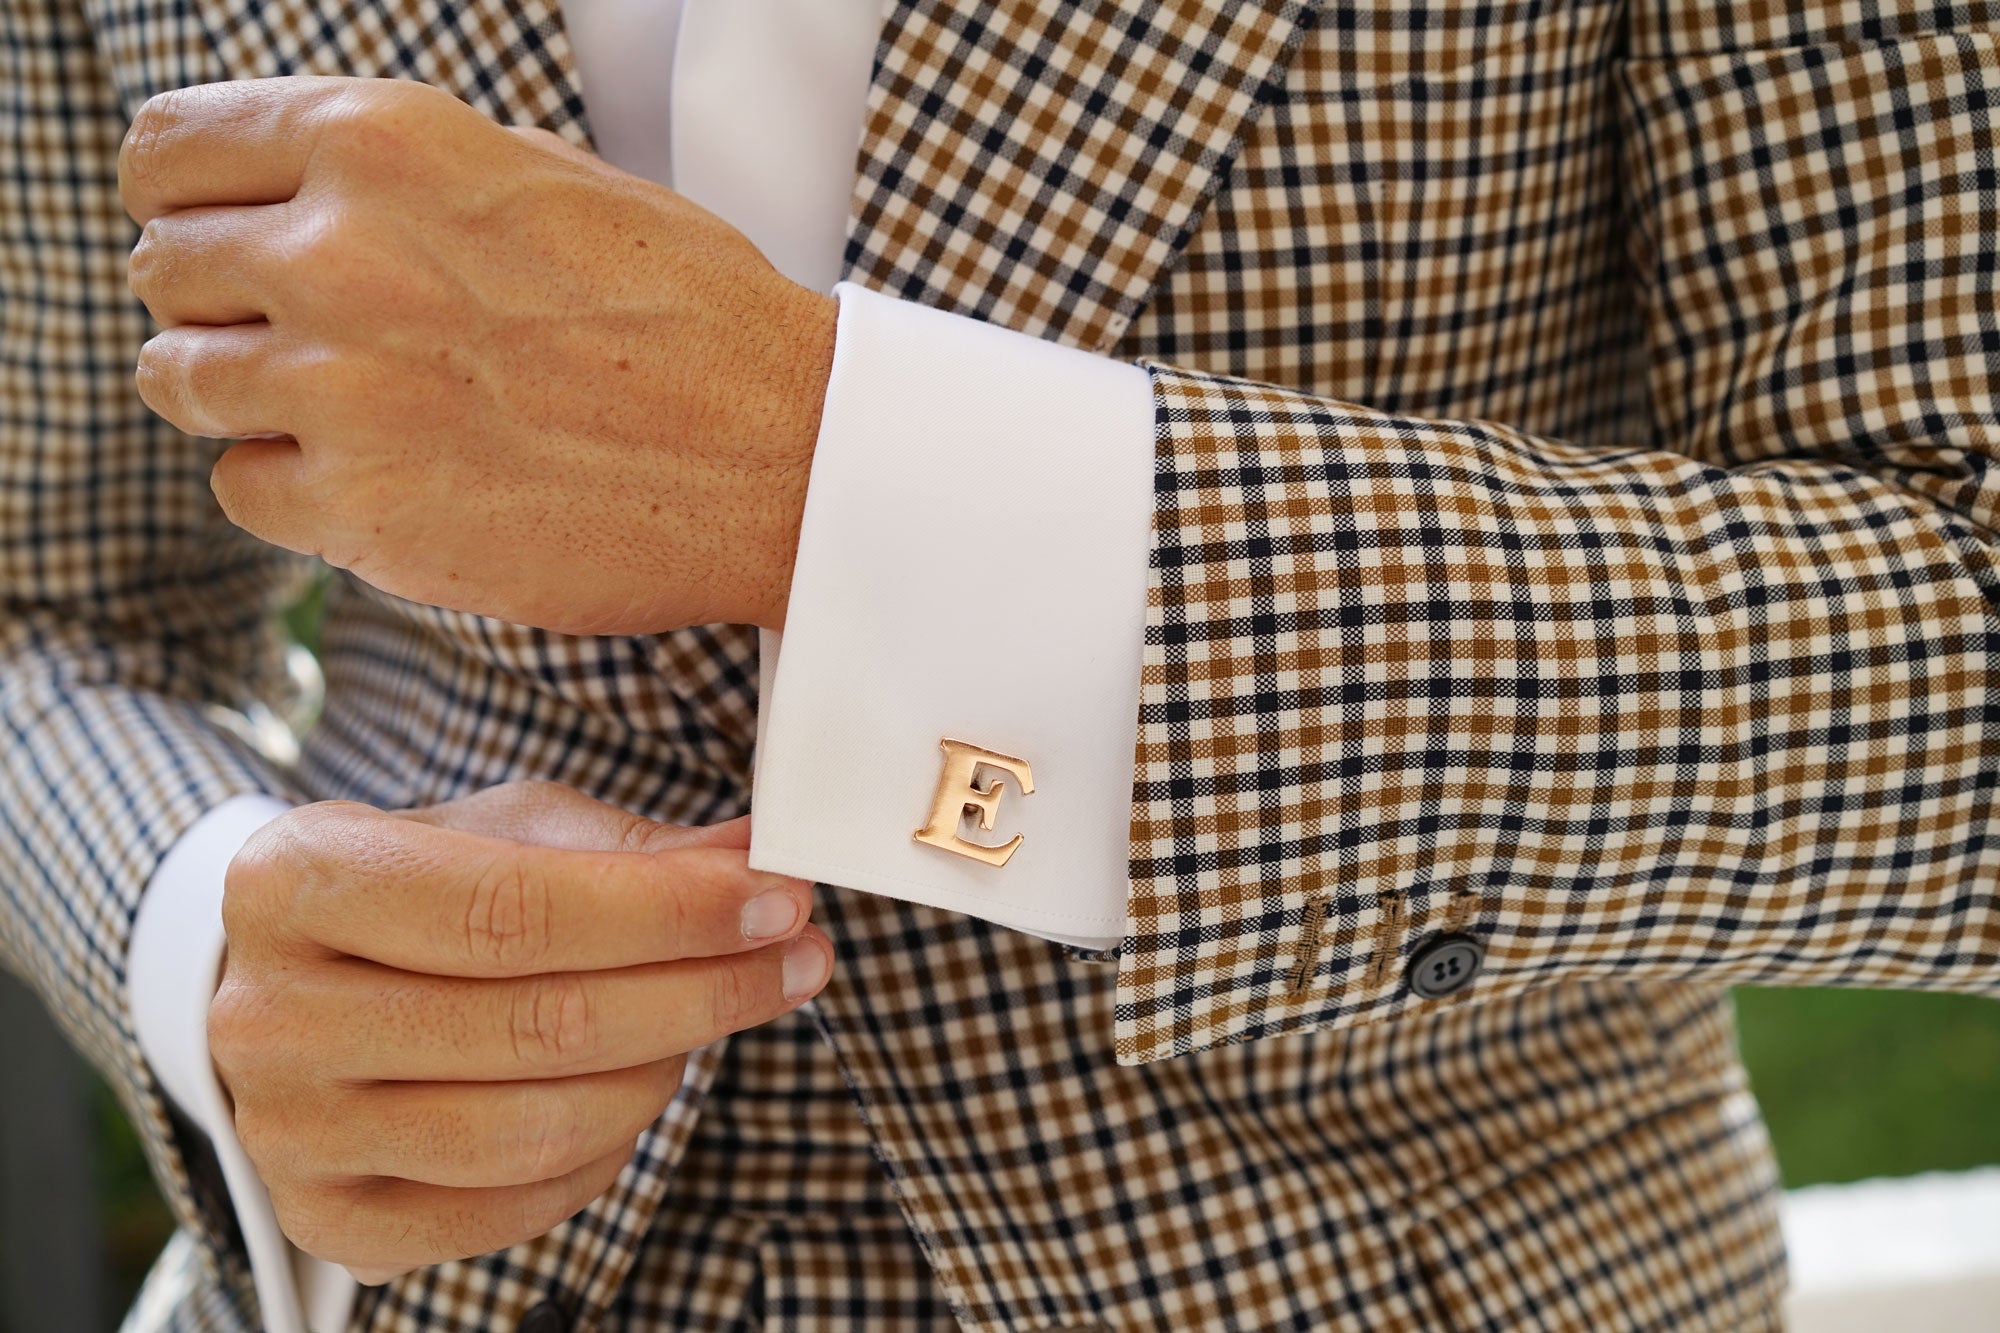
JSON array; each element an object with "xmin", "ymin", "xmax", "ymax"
[
  {"xmin": 1114, "ymin": 12, "xmax": 2000, "ymax": 1064},
  {"xmin": 0, "ymin": 0, "xmax": 312, "ymax": 1300}
]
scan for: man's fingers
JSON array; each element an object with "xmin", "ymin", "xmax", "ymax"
[
  {"xmin": 297, "ymin": 1140, "xmax": 633, "ymax": 1283},
  {"xmin": 120, "ymin": 77, "xmax": 480, "ymax": 224},
  {"xmin": 129, "ymin": 205, "xmax": 285, "ymax": 327},
  {"xmin": 256, "ymin": 805, "xmax": 811, "ymax": 975},
  {"xmin": 324, "ymin": 1060, "xmax": 684, "ymax": 1189},
  {"xmin": 264, "ymin": 930, "xmax": 833, "ymax": 1081},
  {"xmin": 119, "ymin": 78, "xmax": 350, "ymax": 223},
  {"xmin": 136, "ymin": 323, "xmax": 295, "ymax": 439}
]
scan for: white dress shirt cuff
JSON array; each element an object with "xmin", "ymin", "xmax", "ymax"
[
  {"xmin": 128, "ymin": 795, "xmax": 355, "ymax": 1333},
  {"xmin": 750, "ymin": 283, "xmax": 1155, "ymax": 950}
]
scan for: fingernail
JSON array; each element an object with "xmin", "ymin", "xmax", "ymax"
[
  {"xmin": 781, "ymin": 937, "xmax": 830, "ymax": 1000},
  {"xmin": 741, "ymin": 888, "xmax": 801, "ymax": 940}
]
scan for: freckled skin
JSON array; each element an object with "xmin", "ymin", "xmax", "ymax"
[
  {"xmin": 206, "ymin": 783, "xmax": 828, "ymax": 1284},
  {"xmin": 117, "ymin": 81, "xmax": 845, "ymax": 1284},
  {"xmin": 123, "ymin": 76, "xmax": 837, "ymax": 636}
]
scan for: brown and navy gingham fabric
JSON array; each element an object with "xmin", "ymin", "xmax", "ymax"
[
  {"xmin": 1115, "ymin": 1, "xmax": 2000, "ymax": 1063},
  {"xmin": 3, "ymin": 0, "xmax": 1996, "ymax": 1328}
]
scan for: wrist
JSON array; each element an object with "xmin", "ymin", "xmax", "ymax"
[{"xmin": 741, "ymin": 285, "xmax": 836, "ymax": 632}]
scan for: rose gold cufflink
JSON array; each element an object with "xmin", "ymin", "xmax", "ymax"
[{"xmin": 913, "ymin": 738, "xmax": 1034, "ymax": 867}]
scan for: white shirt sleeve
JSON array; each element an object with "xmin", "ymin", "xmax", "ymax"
[
  {"xmin": 128, "ymin": 795, "xmax": 357, "ymax": 1333},
  {"xmin": 749, "ymin": 282, "xmax": 1156, "ymax": 950}
]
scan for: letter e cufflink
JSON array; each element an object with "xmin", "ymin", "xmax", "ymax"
[{"xmin": 913, "ymin": 738, "xmax": 1034, "ymax": 867}]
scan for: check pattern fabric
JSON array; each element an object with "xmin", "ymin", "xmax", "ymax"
[
  {"xmin": 1115, "ymin": 1, "xmax": 2000, "ymax": 1063},
  {"xmin": 2, "ymin": 1, "xmax": 1996, "ymax": 1332}
]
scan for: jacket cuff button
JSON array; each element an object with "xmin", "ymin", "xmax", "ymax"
[
  {"xmin": 518, "ymin": 1299, "xmax": 569, "ymax": 1333},
  {"xmin": 1405, "ymin": 932, "xmax": 1484, "ymax": 999}
]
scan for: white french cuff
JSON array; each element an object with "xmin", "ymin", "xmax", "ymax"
[
  {"xmin": 750, "ymin": 282, "xmax": 1155, "ymax": 950},
  {"xmin": 128, "ymin": 794, "xmax": 356, "ymax": 1333}
]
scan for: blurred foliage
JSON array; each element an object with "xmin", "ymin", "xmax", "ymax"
[
  {"xmin": 91, "ymin": 987, "xmax": 2000, "ymax": 1309},
  {"xmin": 94, "ymin": 1080, "xmax": 176, "ymax": 1306},
  {"xmin": 283, "ymin": 568, "xmax": 329, "ymax": 650},
  {"xmin": 1736, "ymin": 987, "xmax": 2000, "ymax": 1186}
]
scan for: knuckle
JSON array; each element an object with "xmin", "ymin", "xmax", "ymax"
[
  {"xmin": 232, "ymin": 1099, "xmax": 298, "ymax": 1175},
  {"xmin": 126, "ymin": 220, "xmax": 173, "ymax": 304},
  {"xmin": 460, "ymin": 858, "xmax": 551, "ymax": 972},
  {"xmin": 377, "ymin": 79, "xmax": 454, "ymax": 128},
  {"xmin": 221, "ymin": 833, "xmax": 286, "ymax": 937},
  {"xmin": 513, "ymin": 1083, "xmax": 586, "ymax": 1180},
  {"xmin": 516, "ymin": 1163, "xmax": 611, "ymax": 1243},
  {"xmin": 132, "ymin": 339, "xmax": 176, "ymax": 416},
  {"xmin": 272, "ymin": 1173, "xmax": 378, "ymax": 1269},
  {"xmin": 241, "ymin": 803, "xmax": 332, "ymax": 889},
  {"xmin": 206, "ymin": 977, "xmax": 288, "ymax": 1080},
  {"xmin": 612, "ymin": 810, "xmax": 669, "ymax": 856},
  {"xmin": 178, "ymin": 338, "xmax": 228, "ymax": 404},
  {"xmin": 286, "ymin": 215, "xmax": 395, "ymax": 314},
  {"xmin": 508, "ymin": 123, "xmax": 564, "ymax": 147},
  {"xmin": 374, "ymin": 1090, "xmax": 466, "ymax": 1179},
  {"xmin": 320, "ymin": 81, "xmax": 443, "ymax": 164},
  {"xmin": 282, "ymin": 211, "xmax": 349, "ymax": 286},
  {"xmin": 477, "ymin": 779, "xmax": 575, "ymax": 828},
  {"xmin": 134, "ymin": 333, "xmax": 218, "ymax": 434},
  {"xmin": 208, "ymin": 448, "xmax": 253, "ymax": 528},
  {"xmin": 284, "ymin": 799, "xmax": 364, "ymax": 837},
  {"xmin": 283, "ymin": 800, "xmax": 382, "ymax": 872},
  {"xmin": 508, "ymin": 973, "xmax": 595, "ymax": 1068},
  {"xmin": 271, "ymin": 1187, "xmax": 340, "ymax": 1259},
  {"xmin": 657, "ymin": 867, "xmax": 691, "ymax": 953},
  {"xmin": 230, "ymin": 802, "xmax": 384, "ymax": 939},
  {"xmin": 315, "ymin": 88, "xmax": 387, "ymax": 149},
  {"xmin": 121, "ymin": 91, "xmax": 185, "ymax": 192},
  {"xmin": 204, "ymin": 988, "xmax": 250, "ymax": 1066},
  {"xmin": 281, "ymin": 202, "xmax": 334, "ymax": 258},
  {"xmin": 708, "ymin": 956, "xmax": 773, "ymax": 1034},
  {"xmin": 294, "ymin": 1086, "xmax": 365, "ymax": 1173},
  {"xmin": 498, "ymin": 778, "xmax": 566, "ymax": 803},
  {"xmin": 278, "ymin": 1180, "xmax": 390, "ymax": 1270}
]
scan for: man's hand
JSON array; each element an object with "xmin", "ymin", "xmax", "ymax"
[
  {"xmin": 209, "ymin": 782, "xmax": 829, "ymax": 1283},
  {"xmin": 119, "ymin": 77, "xmax": 836, "ymax": 635}
]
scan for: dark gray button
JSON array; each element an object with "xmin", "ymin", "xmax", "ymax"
[
  {"xmin": 518, "ymin": 1300, "xmax": 568, "ymax": 1333},
  {"xmin": 1406, "ymin": 932, "xmax": 1484, "ymax": 999}
]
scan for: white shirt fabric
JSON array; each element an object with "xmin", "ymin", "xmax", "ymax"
[
  {"xmin": 125, "ymin": 1, "xmax": 1151, "ymax": 1328},
  {"xmin": 752, "ymin": 284, "xmax": 1147, "ymax": 947}
]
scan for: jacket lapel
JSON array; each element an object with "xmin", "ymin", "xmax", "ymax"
[
  {"xmin": 80, "ymin": 0, "xmax": 1320, "ymax": 1323},
  {"xmin": 176, "ymin": 0, "xmax": 592, "ymax": 142},
  {"xmin": 163, "ymin": 0, "xmax": 1320, "ymax": 353},
  {"xmin": 845, "ymin": 0, "xmax": 1322, "ymax": 351}
]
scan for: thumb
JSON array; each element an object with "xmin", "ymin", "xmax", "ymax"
[{"xmin": 398, "ymin": 781, "xmax": 749, "ymax": 855}]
